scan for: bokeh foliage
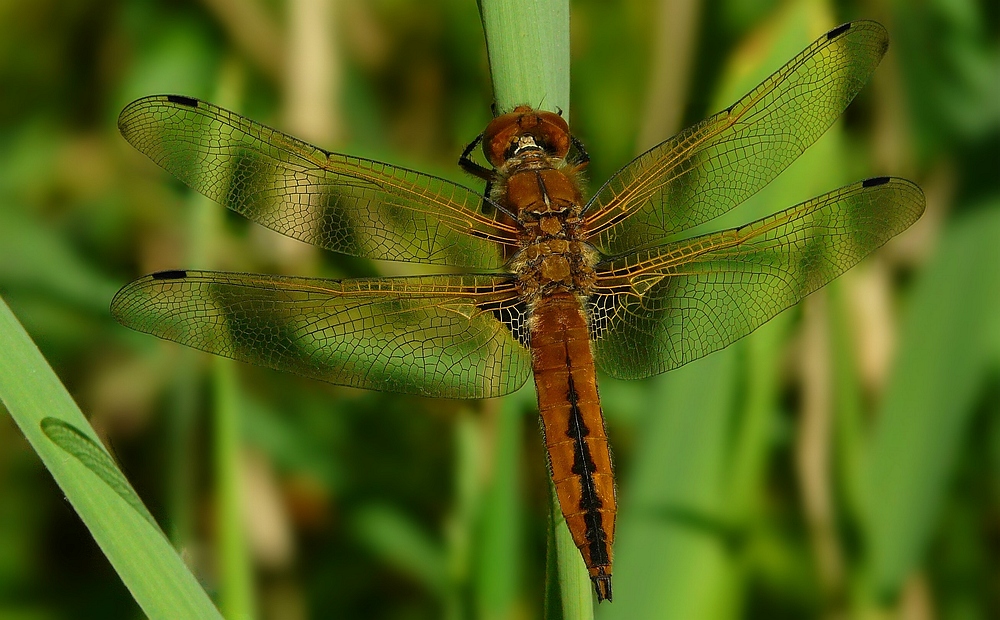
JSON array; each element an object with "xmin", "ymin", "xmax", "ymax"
[{"xmin": 0, "ymin": 0, "xmax": 997, "ymax": 618}]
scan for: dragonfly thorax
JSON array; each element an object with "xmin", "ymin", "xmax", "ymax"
[
  {"xmin": 491, "ymin": 117, "xmax": 594, "ymax": 300},
  {"xmin": 512, "ymin": 238, "xmax": 598, "ymax": 299}
]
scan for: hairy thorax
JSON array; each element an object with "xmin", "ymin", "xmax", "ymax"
[{"xmin": 498, "ymin": 150, "xmax": 598, "ymax": 302}]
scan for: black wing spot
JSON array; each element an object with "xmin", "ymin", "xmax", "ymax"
[
  {"xmin": 826, "ymin": 22, "xmax": 851, "ymax": 40},
  {"xmin": 166, "ymin": 95, "xmax": 199, "ymax": 108},
  {"xmin": 152, "ymin": 269, "xmax": 188, "ymax": 280},
  {"xmin": 862, "ymin": 176, "xmax": 891, "ymax": 188}
]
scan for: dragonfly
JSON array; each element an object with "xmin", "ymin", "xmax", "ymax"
[{"xmin": 112, "ymin": 20, "xmax": 924, "ymax": 602}]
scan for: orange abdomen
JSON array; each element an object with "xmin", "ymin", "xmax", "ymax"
[{"xmin": 530, "ymin": 292, "xmax": 615, "ymax": 600}]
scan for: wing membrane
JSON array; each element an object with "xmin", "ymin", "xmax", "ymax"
[
  {"xmin": 111, "ymin": 270, "xmax": 531, "ymax": 398},
  {"xmin": 590, "ymin": 178, "xmax": 924, "ymax": 379},
  {"xmin": 583, "ymin": 21, "xmax": 889, "ymax": 257},
  {"xmin": 118, "ymin": 95, "xmax": 519, "ymax": 268}
]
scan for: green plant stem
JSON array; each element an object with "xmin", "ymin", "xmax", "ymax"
[
  {"xmin": 479, "ymin": 0, "xmax": 570, "ymax": 114},
  {"xmin": 199, "ymin": 58, "xmax": 257, "ymax": 620},
  {"xmin": 728, "ymin": 313, "xmax": 790, "ymax": 517},
  {"xmin": 477, "ymin": 0, "xmax": 591, "ymax": 615},
  {"xmin": 214, "ymin": 356, "xmax": 256, "ymax": 620},
  {"xmin": 476, "ymin": 398, "xmax": 526, "ymax": 617},
  {"xmin": 549, "ymin": 481, "xmax": 595, "ymax": 619},
  {"xmin": 445, "ymin": 409, "xmax": 482, "ymax": 620}
]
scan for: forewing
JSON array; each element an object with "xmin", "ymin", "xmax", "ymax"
[
  {"xmin": 583, "ymin": 21, "xmax": 889, "ymax": 257},
  {"xmin": 118, "ymin": 95, "xmax": 519, "ymax": 269},
  {"xmin": 111, "ymin": 270, "xmax": 531, "ymax": 398},
  {"xmin": 590, "ymin": 178, "xmax": 924, "ymax": 379}
]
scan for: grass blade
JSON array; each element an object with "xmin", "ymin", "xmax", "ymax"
[
  {"xmin": 862, "ymin": 202, "xmax": 1000, "ymax": 602},
  {"xmin": 475, "ymin": 396, "xmax": 527, "ymax": 617},
  {"xmin": 478, "ymin": 0, "xmax": 569, "ymax": 113},
  {"xmin": 213, "ymin": 357, "xmax": 256, "ymax": 620},
  {"xmin": 550, "ymin": 482, "xmax": 595, "ymax": 619},
  {"xmin": 0, "ymin": 296, "xmax": 223, "ymax": 620}
]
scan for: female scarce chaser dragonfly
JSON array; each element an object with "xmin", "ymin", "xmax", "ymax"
[{"xmin": 112, "ymin": 21, "xmax": 924, "ymax": 601}]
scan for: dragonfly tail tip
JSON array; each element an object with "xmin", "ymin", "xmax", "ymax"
[{"xmin": 593, "ymin": 574, "xmax": 613, "ymax": 602}]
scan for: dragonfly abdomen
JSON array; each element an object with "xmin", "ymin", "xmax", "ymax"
[{"xmin": 530, "ymin": 292, "xmax": 616, "ymax": 602}]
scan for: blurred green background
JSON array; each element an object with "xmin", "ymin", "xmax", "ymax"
[{"xmin": 0, "ymin": 0, "xmax": 998, "ymax": 618}]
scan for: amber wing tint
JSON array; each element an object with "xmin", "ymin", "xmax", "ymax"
[
  {"xmin": 589, "ymin": 177, "xmax": 924, "ymax": 380},
  {"xmin": 118, "ymin": 96, "xmax": 519, "ymax": 269},
  {"xmin": 583, "ymin": 21, "xmax": 889, "ymax": 258},
  {"xmin": 111, "ymin": 271, "xmax": 531, "ymax": 398}
]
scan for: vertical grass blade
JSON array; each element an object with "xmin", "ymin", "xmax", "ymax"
[
  {"xmin": 477, "ymin": 0, "xmax": 584, "ymax": 613},
  {"xmin": 478, "ymin": 0, "xmax": 570, "ymax": 113},
  {"xmin": 0, "ymin": 296, "xmax": 223, "ymax": 620},
  {"xmin": 214, "ymin": 356, "xmax": 256, "ymax": 620},
  {"xmin": 445, "ymin": 409, "xmax": 484, "ymax": 619},
  {"xmin": 862, "ymin": 202, "xmax": 1000, "ymax": 602},
  {"xmin": 475, "ymin": 396, "xmax": 527, "ymax": 618},
  {"xmin": 201, "ymin": 60, "xmax": 256, "ymax": 620},
  {"xmin": 549, "ymin": 480, "xmax": 596, "ymax": 619}
]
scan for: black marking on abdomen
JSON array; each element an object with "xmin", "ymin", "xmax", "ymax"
[
  {"xmin": 152, "ymin": 269, "xmax": 187, "ymax": 280},
  {"xmin": 166, "ymin": 95, "xmax": 199, "ymax": 108},
  {"xmin": 565, "ymin": 364, "xmax": 610, "ymax": 566}
]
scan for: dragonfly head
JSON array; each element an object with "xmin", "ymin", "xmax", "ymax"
[{"xmin": 483, "ymin": 105, "xmax": 571, "ymax": 167}]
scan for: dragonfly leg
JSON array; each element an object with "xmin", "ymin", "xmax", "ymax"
[
  {"xmin": 459, "ymin": 133, "xmax": 494, "ymax": 181},
  {"xmin": 460, "ymin": 133, "xmax": 502, "ymax": 215},
  {"xmin": 482, "ymin": 179, "xmax": 496, "ymax": 214}
]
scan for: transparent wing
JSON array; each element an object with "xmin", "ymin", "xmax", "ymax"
[
  {"xmin": 111, "ymin": 270, "xmax": 531, "ymax": 398},
  {"xmin": 583, "ymin": 21, "xmax": 889, "ymax": 257},
  {"xmin": 589, "ymin": 178, "xmax": 924, "ymax": 379},
  {"xmin": 118, "ymin": 95, "xmax": 519, "ymax": 269}
]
